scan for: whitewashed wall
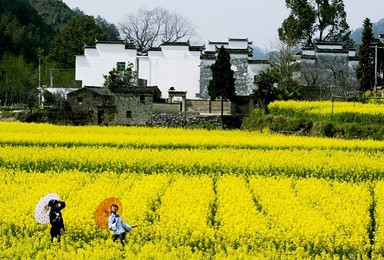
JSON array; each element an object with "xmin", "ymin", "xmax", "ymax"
[
  {"xmin": 144, "ymin": 45, "xmax": 201, "ymax": 99},
  {"xmin": 76, "ymin": 42, "xmax": 137, "ymax": 87}
]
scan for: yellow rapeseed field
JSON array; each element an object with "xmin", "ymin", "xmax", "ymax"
[{"xmin": 0, "ymin": 122, "xmax": 383, "ymax": 259}]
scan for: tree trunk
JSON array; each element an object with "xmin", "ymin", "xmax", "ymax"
[{"xmin": 221, "ymin": 95, "xmax": 224, "ymax": 129}]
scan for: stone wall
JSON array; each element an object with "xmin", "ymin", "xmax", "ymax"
[
  {"xmin": 151, "ymin": 113, "xmax": 245, "ymax": 128},
  {"xmin": 152, "ymin": 113, "xmax": 223, "ymax": 128},
  {"xmin": 114, "ymin": 93, "xmax": 153, "ymax": 125},
  {"xmin": 185, "ymin": 100, "xmax": 231, "ymax": 114},
  {"xmin": 153, "ymin": 103, "xmax": 180, "ymax": 114}
]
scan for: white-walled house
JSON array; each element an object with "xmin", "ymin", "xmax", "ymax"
[
  {"xmin": 76, "ymin": 41, "xmax": 137, "ymax": 88},
  {"xmin": 75, "ymin": 39, "xmax": 270, "ymax": 100},
  {"xmin": 300, "ymin": 41, "xmax": 359, "ymax": 99},
  {"xmin": 137, "ymin": 43, "xmax": 202, "ymax": 99}
]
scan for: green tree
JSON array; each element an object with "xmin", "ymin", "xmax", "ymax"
[
  {"xmin": 49, "ymin": 15, "xmax": 106, "ymax": 68},
  {"xmin": 269, "ymin": 40, "xmax": 300, "ymax": 90},
  {"xmin": 95, "ymin": 16, "xmax": 120, "ymax": 41},
  {"xmin": 207, "ymin": 46, "xmax": 235, "ymax": 128},
  {"xmin": 0, "ymin": 53, "xmax": 36, "ymax": 106},
  {"xmin": 42, "ymin": 90, "xmax": 57, "ymax": 108},
  {"xmin": 356, "ymin": 18, "xmax": 374, "ymax": 92},
  {"xmin": 103, "ymin": 62, "xmax": 137, "ymax": 92},
  {"xmin": 253, "ymin": 67, "xmax": 278, "ymax": 110},
  {"xmin": 279, "ymin": 0, "xmax": 351, "ymax": 46}
]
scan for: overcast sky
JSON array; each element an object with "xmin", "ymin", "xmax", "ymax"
[{"xmin": 62, "ymin": 0, "xmax": 384, "ymax": 49}]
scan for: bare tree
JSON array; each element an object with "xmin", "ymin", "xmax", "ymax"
[
  {"xmin": 301, "ymin": 55, "xmax": 359, "ymax": 99},
  {"xmin": 119, "ymin": 8, "xmax": 199, "ymax": 52}
]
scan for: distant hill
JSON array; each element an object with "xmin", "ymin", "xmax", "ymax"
[
  {"xmin": 252, "ymin": 46, "xmax": 269, "ymax": 60},
  {"xmin": 350, "ymin": 17, "xmax": 384, "ymax": 46},
  {"xmin": 28, "ymin": 0, "xmax": 74, "ymax": 33},
  {"xmin": 0, "ymin": 0, "xmax": 54, "ymax": 62}
]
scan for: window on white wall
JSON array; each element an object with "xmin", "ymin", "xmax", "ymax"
[{"xmin": 117, "ymin": 62, "xmax": 126, "ymax": 71}]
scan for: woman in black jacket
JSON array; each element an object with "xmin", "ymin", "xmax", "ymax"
[{"xmin": 48, "ymin": 199, "xmax": 66, "ymax": 243}]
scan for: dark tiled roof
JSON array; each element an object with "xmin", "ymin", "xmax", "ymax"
[
  {"xmin": 148, "ymin": 47, "xmax": 162, "ymax": 52},
  {"xmin": 248, "ymin": 60, "xmax": 270, "ymax": 64},
  {"xmin": 208, "ymin": 41, "xmax": 228, "ymax": 45},
  {"xmin": 316, "ymin": 48, "xmax": 348, "ymax": 54},
  {"xmin": 67, "ymin": 86, "xmax": 111, "ymax": 97},
  {"xmin": 113, "ymin": 86, "xmax": 161, "ymax": 94},
  {"xmin": 189, "ymin": 46, "xmax": 204, "ymax": 52},
  {"xmin": 315, "ymin": 41, "xmax": 343, "ymax": 46},
  {"xmin": 161, "ymin": 42, "xmax": 190, "ymax": 46}
]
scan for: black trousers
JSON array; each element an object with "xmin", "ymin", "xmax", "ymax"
[
  {"xmin": 50, "ymin": 228, "xmax": 62, "ymax": 242},
  {"xmin": 112, "ymin": 232, "xmax": 126, "ymax": 246}
]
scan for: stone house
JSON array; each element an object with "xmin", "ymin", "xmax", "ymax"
[
  {"xmin": 199, "ymin": 38, "xmax": 270, "ymax": 100},
  {"xmin": 67, "ymin": 86, "xmax": 160, "ymax": 126},
  {"xmin": 300, "ymin": 41, "xmax": 359, "ymax": 100}
]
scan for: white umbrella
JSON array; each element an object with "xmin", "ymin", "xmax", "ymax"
[{"xmin": 34, "ymin": 193, "xmax": 60, "ymax": 224}]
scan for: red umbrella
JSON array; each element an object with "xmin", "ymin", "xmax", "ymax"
[
  {"xmin": 34, "ymin": 193, "xmax": 60, "ymax": 224},
  {"xmin": 94, "ymin": 197, "xmax": 123, "ymax": 229}
]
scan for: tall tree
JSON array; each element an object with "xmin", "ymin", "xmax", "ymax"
[
  {"xmin": 95, "ymin": 16, "xmax": 120, "ymax": 41},
  {"xmin": 48, "ymin": 15, "xmax": 106, "ymax": 68},
  {"xmin": 279, "ymin": 0, "xmax": 351, "ymax": 46},
  {"xmin": 208, "ymin": 46, "xmax": 235, "ymax": 128},
  {"xmin": 119, "ymin": 7, "xmax": 199, "ymax": 52},
  {"xmin": 269, "ymin": 40, "xmax": 300, "ymax": 90},
  {"xmin": 356, "ymin": 18, "xmax": 374, "ymax": 92}
]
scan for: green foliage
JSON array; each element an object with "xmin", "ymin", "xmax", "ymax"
[
  {"xmin": 42, "ymin": 90, "xmax": 57, "ymax": 107},
  {"xmin": 95, "ymin": 16, "xmax": 120, "ymax": 41},
  {"xmin": 28, "ymin": 0, "xmax": 74, "ymax": 33},
  {"xmin": 242, "ymin": 108, "xmax": 384, "ymax": 141},
  {"xmin": 49, "ymin": 15, "xmax": 106, "ymax": 68},
  {"xmin": 0, "ymin": 53, "xmax": 37, "ymax": 105},
  {"xmin": 280, "ymin": 0, "xmax": 351, "ymax": 46},
  {"xmin": 253, "ymin": 67, "xmax": 278, "ymax": 109},
  {"xmin": 0, "ymin": 0, "xmax": 54, "ymax": 62},
  {"xmin": 103, "ymin": 62, "xmax": 137, "ymax": 92},
  {"xmin": 356, "ymin": 18, "xmax": 375, "ymax": 91},
  {"xmin": 208, "ymin": 46, "xmax": 235, "ymax": 101}
]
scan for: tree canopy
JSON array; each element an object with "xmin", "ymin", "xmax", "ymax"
[
  {"xmin": 48, "ymin": 15, "xmax": 107, "ymax": 68},
  {"xmin": 0, "ymin": 0, "xmax": 54, "ymax": 62},
  {"xmin": 207, "ymin": 46, "xmax": 235, "ymax": 102},
  {"xmin": 103, "ymin": 62, "xmax": 137, "ymax": 92},
  {"xmin": 119, "ymin": 7, "xmax": 199, "ymax": 52},
  {"xmin": 356, "ymin": 18, "xmax": 375, "ymax": 92},
  {"xmin": 279, "ymin": 0, "xmax": 352, "ymax": 46}
]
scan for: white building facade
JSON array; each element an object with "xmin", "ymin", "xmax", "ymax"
[
  {"xmin": 75, "ymin": 39, "xmax": 269, "ymax": 100},
  {"xmin": 300, "ymin": 41, "xmax": 359, "ymax": 99}
]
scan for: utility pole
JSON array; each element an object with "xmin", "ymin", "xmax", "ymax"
[
  {"xmin": 50, "ymin": 68, "xmax": 54, "ymax": 88},
  {"xmin": 372, "ymin": 45, "xmax": 384, "ymax": 95},
  {"xmin": 38, "ymin": 59, "xmax": 41, "ymax": 89}
]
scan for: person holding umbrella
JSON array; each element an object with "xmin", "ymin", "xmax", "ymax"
[
  {"xmin": 48, "ymin": 199, "xmax": 66, "ymax": 243},
  {"xmin": 108, "ymin": 204, "xmax": 138, "ymax": 246}
]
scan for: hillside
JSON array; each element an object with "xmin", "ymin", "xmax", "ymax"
[
  {"xmin": 350, "ymin": 17, "xmax": 384, "ymax": 45},
  {"xmin": 0, "ymin": 0, "xmax": 54, "ymax": 62},
  {"xmin": 28, "ymin": 0, "xmax": 74, "ymax": 33}
]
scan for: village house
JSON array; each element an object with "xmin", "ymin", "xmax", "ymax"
[
  {"xmin": 75, "ymin": 38, "xmax": 270, "ymax": 101},
  {"xmin": 66, "ymin": 85, "xmax": 160, "ymax": 126},
  {"xmin": 300, "ymin": 41, "xmax": 359, "ymax": 99}
]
